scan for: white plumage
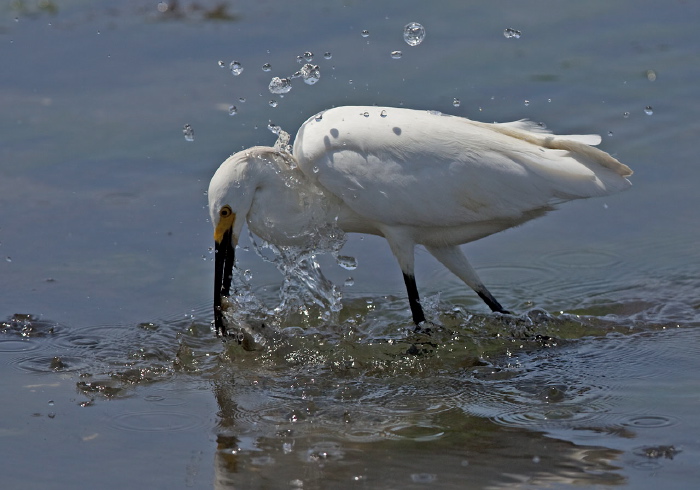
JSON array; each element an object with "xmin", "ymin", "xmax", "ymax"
[{"xmin": 209, "ymin": 106, "xmax": 632, "ymax": 336}]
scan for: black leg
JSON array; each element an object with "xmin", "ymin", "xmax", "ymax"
[
  {"xmin": 402, "ymin": 272, "xmax": 426, "ymax": 325},
  {"xmin": 477, "ymin": 288, "xmax": 509, "ymax": 314}
]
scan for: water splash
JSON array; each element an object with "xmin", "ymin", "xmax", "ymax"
[{"xmin": 390, "ymin": 50, "xmax": 402, "ymax": 59}]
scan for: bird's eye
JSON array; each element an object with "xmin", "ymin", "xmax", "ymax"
[{"xmin": 220, "ymin": 206, "xmax": 232, "ymax": 217}]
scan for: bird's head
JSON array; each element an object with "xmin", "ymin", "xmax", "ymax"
[{"xmin": 208, "ymin": 146, "xmax": 294, "ymax": 337}]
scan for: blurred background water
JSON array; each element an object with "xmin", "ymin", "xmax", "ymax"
[{"xmin": 1, "ymin": 1, "xmax": 700, "ymax": 488}]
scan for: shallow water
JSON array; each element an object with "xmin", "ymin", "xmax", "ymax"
[{"xmin": 2, "ymin": 0, "xmax": 700, "ymax": 488}]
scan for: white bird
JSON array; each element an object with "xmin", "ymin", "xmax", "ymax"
[{"xmin": 209, "ymin": 106, "xmax": 632, "ymax": 337}]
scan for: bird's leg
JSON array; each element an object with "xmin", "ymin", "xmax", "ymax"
[
  {"xmin": 402, "ymin": 272, "xmax": 427, "ymax": 325},
  {"xmin": 426, "ymin": 245, "xmax": 509, "ymax": 314}
]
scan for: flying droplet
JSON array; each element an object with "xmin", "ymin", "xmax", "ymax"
[
  {"xmin": 238, "ymin": 97, "xmax": 246, "ymax": 103},
  {"xmin": 644, "ymin": 106, "xmax": 654, "ymax": 115},
  {"xmin": 453, "ymin": 98, "xmax": 461, "ymax": 107},
  {"xmin": 645, "ymin": 69, "xmax": 657, "ymax": 81},
  {"xmin": 300, "ymin": 63, "xmax": 321, "ymax": 85},
  {"xmin": 503, "ymin": 28, "xmax": 521, "ymax": 39},
  {"xmin": 344, "ymin": 277, "xmax": 355, "ymax": 287},
  {"xmin": 269, "ymin": 77, "xmax": 292, "ymax": 94},
  {"xmin": 229, "ymin": 61, "xmax": 243, "ymax": 76},
  {"xmin": 623, "ymin": 111, "xmax": 630, "ymax": 118},
  {"xmin": 269, "ymin": 100, "xmax": 278, "ymax": 108},
  {"xmin": 217, "ymin": 60, "xmax": 225, "ymax": 68},
  {"xmin": 303, "ymin": 51, "xmax": 314, "ymax": 61},
  {"xmin": 524, "ymin": 100, "xmax": 530, "ymax": 106},
  {"xmin": 323, "ymin": 52, "xmax": 332, "ymax": 59},
  {"xmin": 312, "ymin": 166, "xmax": 320, "ymax": 173},
  {"xmin": 268, "ymin": 121, "xmax": 281, "ymax": 134},
  {"xmin": 337, "ymin": 255, "xmax": 358, "ymax": 271},
  {"xmin": 182, "ymin": 124, "xmax": 194, "ymax": 142},
  {"xmin": 228, "ymin": 105, "xmax": 238, "ymax": 116},
  {"xmin": 608, "ymin": 131, "xmax": 614, "ymax": 137},
  {"xmin": 361, "ymin": 30, "xmax": 370, "ymax": 38},
  {"xmin": 390, "ymin": 50, "xmax": 402, "ymax": 59},
  {"xmin": 403, "ymin": 22, "xmax": 426, "ymax": 46},
  {"xmin": 262, "ymin": 63, "xmax": 272, "ymax": 72}
]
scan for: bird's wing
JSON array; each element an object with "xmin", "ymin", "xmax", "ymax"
[{"xmin": 293, "ymin": 106, "xmax": 631, "ymax": 228}]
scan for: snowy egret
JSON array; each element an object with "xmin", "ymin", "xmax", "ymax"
[{"xmin": 209, "ymin": 106, "xmax": 632, "ymax": 337}]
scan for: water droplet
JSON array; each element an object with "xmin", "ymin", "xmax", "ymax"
[
  {"xmin": 314, "ymin": 112, "xmax": 323, "ymax": 122},
  {"xmin": 296, "ymin": 55, "xmax": 304, "ymax": 64},
  {"xmin": 608, "ymin": 131, "xmax": 614, "ymax": 137},
  {"xmin": 312, "ymin": 166, "xmax": 320, "ymax": 173},
  {"xmin": 427, "ymin": 110, "xmax": 442, "ymax": 116},
  {"xmin": 228, "ymin": 105, "xmax": 238, "ymax": 116},
  {"xmin": 645, "ymin": 69, "xmax": 657, "ymax": 81},
  {"xmin": 243, "ymin": 270, "xmax": 253, "ymax": 281},
  {"xmin": 5, "ymin": 256, "xmax": 11, "ymax": 263},
  {"xmin": 452, "ymin": 98, "xmax": 461, "ymax": 107},
  {"xmin": 503, "ymin": 28, "xmax": 521, "ymax": 39},
  {"xmin": 344, "ymin": 277, "xmax": 355, "ymax": 287},
  {"xmin": 390, "ymin": 50, "xmax": 402, "ymax": 59},
  {"xmin": 267, "ymin": 121, "xmax": 281, "ymax": 134},
  {"xmin": 361, "ymin": 30, "xmax": 370, "ymax": 38},
  {"xmin": 239, "ymin": 97, "xmax": 246, "ymax": 103},
  {"xmin": 182, "ymin": 124, "xmax": 194, "ymax": 142},
  {"xmin": 262, "ymin": 63, "xmax": 272, "ymax": 72},
  {"xmin": 48, "ymin": 400, "xmax": 55, "ymax": 406},
  {"xmin": 323, "ymin": 52, "xmax": 332, "ymax": 59},
  {"xmin": 229, "ymin": 61, "xmax": 243, "ymax": 76},
  {"xmin": 644, "ymin": 106, "xmax": 653, "ymax": 115},
  {"xmin": 291, "ymin": 70, "xmax": 302, "ymax": 79},
  {"xmin": 362, "ymin": 111, "xmax": 369, "ymax": 117},
  {"xmin": 380, "ymin": 110, "xmax": 387, "ymax": 117},
  {"xmin": 524, "ymin": 100, "xmax": 530, "ymax": 106},
  {"xmin": 217, "ymin": 60, "xmax": 225, "ymax": 68},
  {"xmin": 300, "ymin": 63, "xmax": 321, "ymax": 85},
  {"xmin": 336, "ymin": 255, "xmax": 357, "ymax": 270},
  {"xmin": 269, "ymin": 100, "xmax": 278, "ymax": 108},
  {"xmin": 303, "ymin": 51, "xmax": 314, "ymax": 61},
  {"xmin": 623, "ymin": 111, "xmax": 630, "ymax": 118},
  {"xmin": 403, "ymin": 22, "xmax": 426, "ymax": 46},
  {"xmin": 269, "ymin": 77, "xmax": 292, "ymax": 94}
]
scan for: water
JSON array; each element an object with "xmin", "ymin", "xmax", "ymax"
[{"xmin": 2, "ymin": 0, "xmax": 700, "ymax": 488}]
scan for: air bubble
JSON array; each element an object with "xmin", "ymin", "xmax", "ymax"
[
  {"xmin": 229, "ymin": 61, "xmax": 243, "ymax": 76},
  {"xmin": 403, "ymin": 22, "xmax": 426, "ymax": 46},
  {"xmin": 503, "ymin": 28, "xmax": 521, "ymax": 39},
  {"xmin": 390, "ymin": 50, "xmax": 402, "ymax": 59}
]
